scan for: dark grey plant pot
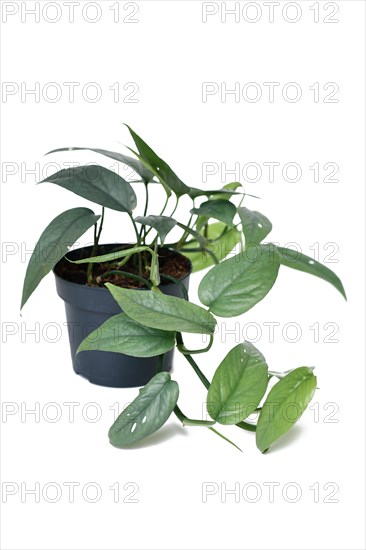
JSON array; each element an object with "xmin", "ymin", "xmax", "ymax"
[{"xmin": 53, "ymin": 244, "xmax": 191, "ymax": 388}]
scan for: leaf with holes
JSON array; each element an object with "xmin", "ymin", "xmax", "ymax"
[
  {"xmin": 191, "ymin": 199, "xmax": 237, "ymax": 227},
  {"xmin": 207, "ymin": 342, "xmax": 269, "ymax": 425},
  {"xmin": 77, "ymin": 313, "xmax": 176, "ymax": 357},
  {"xmin": 198, "ymin": 244, "xmax": 280, "ymax": 317},
  {"xmin": 106, "ymin": 284, "xmax": 216, "ymax": 335},
  {"xmin": 41, "ymin": 165, "xmax": 137, "ymax": 212},
  {"xmin": 109, "ymin": 372, "xmax": 179, "ymax": 447},
  {"xmin": 135, "ymin": 215, "xmax": 177, "ymax": 244},
  {"xmin": 256, "ymin": 367, "xmax": 317, "ymax": 453},
  {"xmin": 21, "ymin": 207, "xmax": 100, "ymax": 309},
  {"xmin": 46, "ymin": 147, "xmax": 155, "ymax": 184},
  {"xmin": 277, "ymin": 247, "xmax": 346, "ymax": 300},
  {"xmin": 238, "ymin": 207, "xmax": 272, "ymax": 245}
]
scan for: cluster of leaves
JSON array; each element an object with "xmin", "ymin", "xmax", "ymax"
[
  {"xmin": 21, "ymin": 125, "xmax": 247, "ymax": 308},
  {"xmin": 77, "ymin": 229, "xmax": 344, "ymax": 452},
  {"xmin": 21, "ymin": 126, "xmax": 346, "ymax": 452}
]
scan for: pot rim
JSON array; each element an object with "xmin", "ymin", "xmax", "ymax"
[{"xmin": 52, "ymin": 242, "xmax": 192, "ymax": 292}]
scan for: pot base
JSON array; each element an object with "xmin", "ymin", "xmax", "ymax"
[{"xmin": 73, "ymin": 349, "xmax": 173, "ymax": 388}]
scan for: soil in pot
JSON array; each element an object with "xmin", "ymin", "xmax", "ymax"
[
  {"xmin": 54, "ymin": 244, "xmax": 191, "ymax": 288},
  {"xmin": 53, "ymin": 244, "xmax": 192, "ymax": 388}
]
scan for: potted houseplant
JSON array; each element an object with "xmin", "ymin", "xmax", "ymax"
[
  {"xmin": 21, "ymin": 125, "xmax": 243, "ymax": 387},
  {"xmin": 21, "ymin": 125, "xmax": 346, "ymax": 452}
]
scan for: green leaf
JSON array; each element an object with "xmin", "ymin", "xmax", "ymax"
[
  {"xmin": 238, "ymin": 207, "xmax": 272, "ymax": 244},
  {"xmin": 176, "ymin": 222, "xmax": 207, "ymax": 248},
  {"xmin": 109, "ymin": 372, "xmax": 179, "ymax": 447},
  {"xmin": 256, "ymin": 367, "xmax": 317, "ymax": 453},
  {"xmin": 183, "ymin": 222, "xmax": 242, "ymax": 272},
  {"xmin": 188, "ymin": 187, "xmax": 242, "ymax": 199},
  {"xmin": 126, "ymin": 125, "xmax": 190, "ymax": 197},
  {"xmin": 21, "ymin": 207, "xmax": 100, "ymax": 309},
  {"xmin": 69, "ymin": 245, "xmax": 153, "ymax": 264},
  {"xmin": 207, "ymin": 342, "xmax": 269, "ymax": 425},
  {"xmin": 209, "ymin": 182, "xmax": 242, "ymax": 201},
  {"xmin": 198, "ymin": 244, "xmax": 280, "ymax": 317},
  {"xmin": 191, "ymin": 199, "xmax": 237, "ymax": 227},
  {"xmin": 67, "ymin": 245, "xmax": 160, "ymax": 286},
  {"xmin": 105, "ymin": 284, "xmax": 216, "ymax": 335},
  {"xmin": 41, "ymin": 165, "xmax": 137, "ymax": 213},
  {"xmin": 77, "ymin": 313, "xmax": 176, "ymax": 358},
  {"xmin": 126, "ymin": 147, "xmax": 172, "ymax": 197},
  {"xmin": 135, "ymin": 215, "xmax": 177, "ymax": 244},
  {"xmin": 277, "ymin": 247, "xmax": 346, "ymax": 300},
  {"xmin": 125, "ymin": 126, "xmax": 244, "ymax": 201},
  {"xmin": 46, "ymin": 147, "xmax": 155, "ymax": 184}
]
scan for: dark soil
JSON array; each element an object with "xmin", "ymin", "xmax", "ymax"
[{"xmin": 54, "ymin": 244, "xmax": 192, "ymax": 289}]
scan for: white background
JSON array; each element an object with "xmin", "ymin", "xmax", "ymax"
[{"xmin": 1, "ymin": 1, "xmax": 365, "ymax": 549}]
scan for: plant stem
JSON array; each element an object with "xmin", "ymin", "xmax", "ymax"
[
  {"xmin": 139, "ymin": 183, "xmax": 149, "ymax": 242},
  {"xmin": 87, "ymin": 207, "xmax": 105, "ymax": 285},
  {"xmin": 174, "ymin": 406, "xmax": 242, "ymax": 451},
  {"xmin": 176, "ymin": 333, "xmax": 211, "ymax": 389},
  {"xmin": 129, "ymin": 214, "xmax": 143, "ymax": 277},
  {"xmin": 170, "ymin": 194, "xmax": 179, "ymax": 218},
  {"xmin": 173, "ymin": 405, "xmax": 214, "ymax": 427},
  {"xmin": 159, "ymin": 194, "xmax": 169, "ymax": 216},
  {"xmin": 97, "ymin": 270, "xmax": 152, "ymax": 288},
  {"xmin": 96, "ymin": 207, "xmax": 105, "ymax": 243},
  {"xmin": 208, "ymin": 427, "xmax": 243, "ymax": 452},
  {"xmin": 129, "ymin": 213, "xmax": 141, "ymax": 245},
  {"xmin": 144, "ymin": 194, "xmax": 170, "ymax": 241},
  {"xmin": 177, "ymin": 334, "xmax": 213, "ymax": 355},
  {"xmin": 176, "ymin": 214, "xmax": 193, "ymax": 249},
  {"xmin": 160, "ymin": 274, "xmax": 189, "ymax": 301}
]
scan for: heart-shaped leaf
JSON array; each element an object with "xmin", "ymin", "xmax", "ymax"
[
  {"xmin": 41, "ymin": 165, "xmax": 137, "ymax": 212},
  {"xmin": 238, "ymin": 207, "xmax": 272, "ymax": 244},
  {"xmin": 126, "ymin": 126, "xmax": 190, "ymax": 197},
  {"xmin": 207, "ymin": 342, "xmax": 269, "ymax": 425},
  {"xmin": 135, "ymin": 215, "xmax": 177, "ymax": 244},
  {"xmin": 191, "ymin": 199, "xmax": 237, "ymax": 227},
  {"xmin": 77, "ymin": 313, "xmax": 176, "ymax": 357},
  {"xmin": 256, "ymin": 367, "xmax": 317, "ymax": 453},
  {"xmin": 277, "ymin": 247, "xmax": 346, "ymax": 300},
  {"xmin": 46, "ymin": 147, "xmax": 155, "ymax": 184},
  {"xmin": 21, "ymin": 207, "xmax": 99, "ymax": 309},
  {"xmin": 109, "ymin": 372, "xmax": 179, "ymax": 447},
  {"xmin": 106, "ymin": 284, "xmax": 216, "ymax": 335},
  {"xmin": 198, "ymin": 244, "xmax": 280, "ymax": 317}
]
